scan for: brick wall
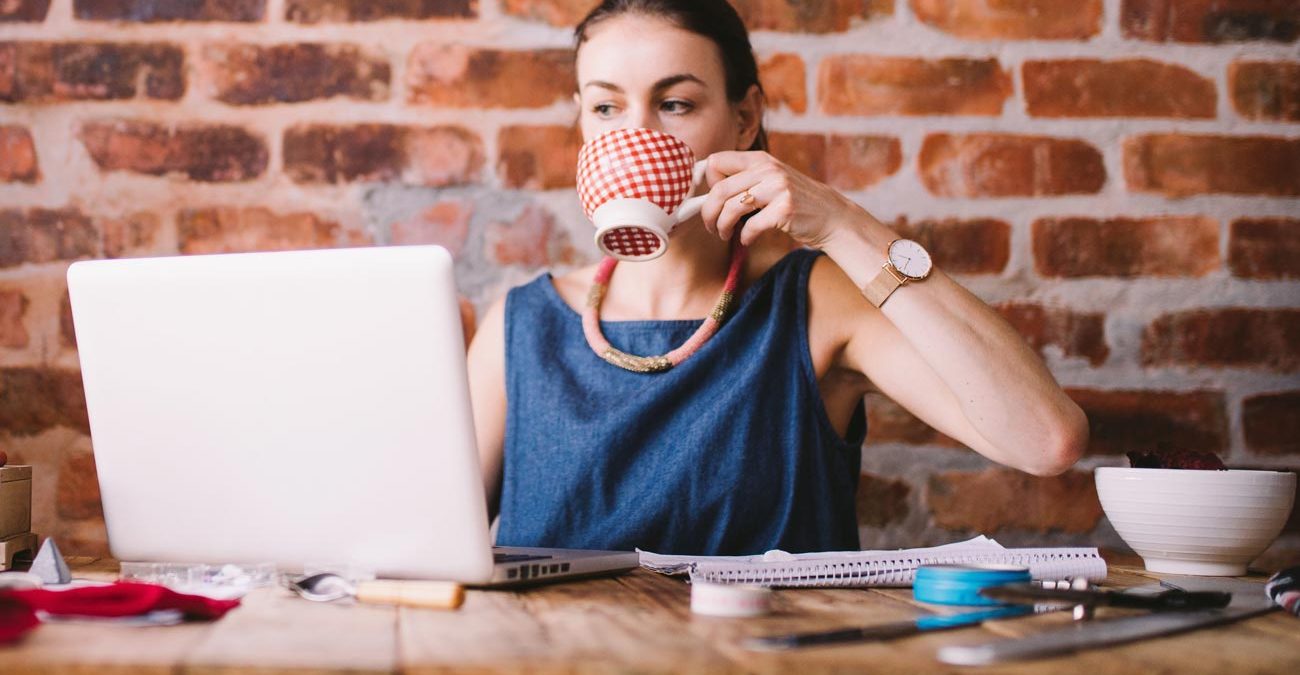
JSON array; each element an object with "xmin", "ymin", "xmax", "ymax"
[{"xmin": 1, "ymin": 0, "xmax": 1298, "ymax": 564}]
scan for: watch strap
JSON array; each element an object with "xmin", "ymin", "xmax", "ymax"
[{"xmin": 863, "ymin": 263, "xmax": 907, "ymax": 308}]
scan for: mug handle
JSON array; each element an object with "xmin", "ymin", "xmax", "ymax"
[{"xmin": 673, "ymin": 159, "xmax": 710, "ymax": 224}]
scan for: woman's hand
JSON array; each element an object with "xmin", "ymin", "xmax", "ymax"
[{"xmin": 699, "ymin": 150, "xmax": 875, "ymax": 249}]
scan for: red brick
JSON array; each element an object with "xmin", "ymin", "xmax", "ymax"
[
  {"xmin": 928, "ymin": 468, "xmax": 1102, "ymax": 534},
  {"xmin": 0, "ymin": 126, "xmax": 38, "ymax": 183},
  {"xmin": 80, "ymin": 120, "xmax": 267, "ymax": 182},
  {"xmin": 0, "ymin": 42, "xmax": 184, "ymax": 103},
  {"xmin": 0, "ymin": 1, "xmax": 49, "ymax": 22},
  {"xmin": 0, "ymin": 208, "xmax": 100, "ymax": 268},
  {"xmin": 1143, "ymin": 309, "xmax": 1300, "ymax": 371},
  {"xmin": 1024, "ymin": 59, "xmax": 1215, "ymax": 118},
  {"xmin": 759, "ymin": 52, "xmax": 807, "ymax": 114},
  {"xmin": 284, "ymin": 124, "xmax": 483, "ymax": 186},
  {"xmin": 1231, "ymin": 61, "xmax": 1300, "ymax": 121},
  {"xmin": 888, "ymin": 217, "xmax": 1009, "ymax": 274},
  {"xmin": 1243, "ymin": 391, "xmax": 1300, "ymax": 456},
  {"xmin": 856, "ymin": 472, "xmax": 912, "ymax": 528},
  {"xmin": 486, "ymin": 204, "xmax": 577, "ymax": 268},
  {"xmin": 912, "ymin": 0, "xmax": 1101, "ymax": 39},
  {"xmin": 864, "ymin": 392, "xmax": 961, "ymax": 446},
  {"xmin": 1033, "ymin": 216, "xmax": 1220, "ymax": 278},
  {"xmin": 0, "ymin": 368, "xmax": 90, "ymax": 436},
  {"xmin": 1065, "ymin": 389, "xmax": 1228, "ymax": 457},
  {"xmin": 1124, "ymin": 134, "xmax": 1300, "ymax": 197},
  {"xmin": 1121, "ymin": 0, "xmax": 1299, "ymax": 43},
  {"xmin": 500, "ymin": 0, "xmax": 591, "ymax": 26},
  {"xmin": 995, "ymin": 303, "xmax": 1109, "ymax": 366},
  {"xmin": 497, "ymin": 125, "xmax": 581, "ymax": 190},
  {"xmin": 825, "ymin": 136, "xmax": 904, "ymax": 191},
  {"xmin": 178, "ymin": 208, "xmax": 342, "ymax": 255},
  {"xmin": 101, "ymin": 212, "xmax": 164, "ymax": 259},
  {"xmin": 74, "ymin": 0, "xmax": 265, "ymax": 21},
  {"xmin": 58, "ymin": 452, "xmax": 102, "ymax": 521},
  {"xmin": 818, "ymin": 56, "xmax": 1010, "ymax": 116},
  {"xmin": 389, "ymin": 199, "xmax": 474, "ymax": 257},
  {"xmin": 768, "ymin": 132, "xmax": 901, "ymax": 191},
  {"xmin": 406, "ymin": 46, "xmax": 573, "ymax": 108},
  {"xmin": 0, "ymin": 289, "xmax": 29, "ymax": 349},
  {"xmin": 1230, "ymin": 218, "xmax": 1300, "ymax": 280},
  {"xmin": 919, "ymin": 134, "xmax": 1105, "ymax": 197},
  {"xmin": 203, "ymin": 43, "xmax": 389, "ymax": 105},
  {"xmin": 60, "ymin": 291, "xmax": 74, "ymax": 349},
  {"xmin": 286, "ymin": 0, "xmax": 475, "ymax": 22},
  {"xmin": 732, "ymin": 0, "xmax": 894, "ymax": 33}
]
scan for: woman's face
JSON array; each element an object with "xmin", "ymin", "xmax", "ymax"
[{"xmin": 575, "ymin": 15, "xmax": 759, "ymax": 160}]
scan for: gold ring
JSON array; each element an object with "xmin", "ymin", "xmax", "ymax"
[{"xmin": 738, "ymin": 190, "xmax": 755, "ymax": 205}]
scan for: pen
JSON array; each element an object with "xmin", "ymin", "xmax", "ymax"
[{"xmin": 743, "ymin": 604, "xmax": 1033, "ymax": 651}]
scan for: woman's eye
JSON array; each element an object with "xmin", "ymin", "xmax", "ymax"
[
  {"xmin": 592, "ymin": 103, "xmax": 618, "ymax": 118},
  {"xmin": 661, "ymin": 99, "xmax": 694, "ymax": 114}
]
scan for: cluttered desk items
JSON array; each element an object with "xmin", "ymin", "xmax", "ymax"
[{"xmin": 639, "ymin": 535, "xmax": 1108, "ymax": 587}]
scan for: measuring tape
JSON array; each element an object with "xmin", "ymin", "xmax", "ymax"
[{"xmin": 913, "ymin": 564, "xmax": 1032, "ymax": 606}]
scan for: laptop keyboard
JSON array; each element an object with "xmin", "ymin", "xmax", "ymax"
[{"xmin": 493, "ymin": 553, "xmax": 553, "ymax": 563}]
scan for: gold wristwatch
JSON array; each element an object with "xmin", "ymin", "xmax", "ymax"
[{"xmin": 863, "ymin": 239, "xmax": 933, "ymax": 308}]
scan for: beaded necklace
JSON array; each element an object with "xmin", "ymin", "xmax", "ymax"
[{"xmin": 582, "ymin": 245, "xmax": 748, "ymax": 373}]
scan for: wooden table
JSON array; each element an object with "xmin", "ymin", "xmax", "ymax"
[{"xmin": 1, "ymin": 559, "xmax": 1297, "ymax": 673}]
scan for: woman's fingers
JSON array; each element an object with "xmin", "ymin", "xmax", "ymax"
[
  {"xmin": 735, "ymin": 192, "xmax": 793, "ymax": 247},
  {"xmin": 714, "ymin": 184, "xmax": 763, "ymax": 242},
  {"xmin": 700, "ymin": 171, "xmax": 756, "ymax": 236},
  {"xmin": 703, "ymin": 150, "xmax": 768, "ymax": 186}
]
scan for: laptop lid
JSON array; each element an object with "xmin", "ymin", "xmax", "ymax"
[{"xmin": 68, "ymin": 245, "xmax": 496, "ymax": 582}]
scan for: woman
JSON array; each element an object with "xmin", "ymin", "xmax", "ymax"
[{"xmin": 468, "ymin": 0, "xmax": 1089, "ymax": 555}]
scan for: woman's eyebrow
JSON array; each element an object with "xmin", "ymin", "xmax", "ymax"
[
  {"xmin": 580, "ymin": 74, "xmax": 705, "ymax": 94},
  {"xmin": 652, "ymin": 74, "xmax": 705, "ymax": 92},
  {"xmin": 583, "ymin": 80, "xmax": 623, "ymax": 93}
]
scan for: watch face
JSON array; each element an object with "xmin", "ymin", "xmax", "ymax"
[{"xmin": 888, "ymin": 239, "xmax": 932, "ymax": 280}]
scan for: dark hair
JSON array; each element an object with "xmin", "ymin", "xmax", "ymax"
[{"xmin": 574, "ymin": 0, "xmax": 768, "ymax": 151}]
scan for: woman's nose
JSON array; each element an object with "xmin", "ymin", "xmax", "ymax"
[{"xmin": 623, "ymin": 107, "xmax": 660, "ymax": 133}]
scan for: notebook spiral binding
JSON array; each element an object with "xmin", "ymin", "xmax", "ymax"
[{"xmin": 688, "ymin": 549, "xmax": 1105, "ymax": 588}]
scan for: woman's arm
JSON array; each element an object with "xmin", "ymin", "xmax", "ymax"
[
  {"xmin": 812, "ymin": 235, "xmax": 1088, "ymax": 476},
  {"xmin": 466, "ymin": 296, "xmax": 508, "ymax": 514},
  {"xmin": 703, "ymin": 151, "xmax": 1088, "ymax": 475}
]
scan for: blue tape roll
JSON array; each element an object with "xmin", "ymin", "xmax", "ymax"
[{"xmin": 913, "ymin": 564, "xmax": 1031, "ymax": 606}]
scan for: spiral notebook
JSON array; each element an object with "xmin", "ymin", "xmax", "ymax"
[{"xmin": 638, "ymin": 536, "xmax": 1107, "ymax": 588}]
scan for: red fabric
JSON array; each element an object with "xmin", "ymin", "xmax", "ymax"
[
  {"xmin": 0, "ymin": 582, "xmax": 240, "ymax": 644},
  {"xmin": 0, "ymin": 596, "xmax": 39, "ymax": 644}
]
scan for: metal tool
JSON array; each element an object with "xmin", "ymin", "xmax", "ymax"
[
  {"xmin": 744, "ymin": 604, "xmax": 1035, "ymax": 651},
  {"xmin": 745, "ymin": 573, "xmax": 1094, "ymax": 651},
  {"xmin": 286, "ymin": 572, "xmax": 464, "ymax": 610},
  {"xmin": 980, "ymin": 583, "xmax": 1231, "ymax": 611},
  {"xmin": 938, "ymin": 577, "xmax": 1276, "ymax": 666}
]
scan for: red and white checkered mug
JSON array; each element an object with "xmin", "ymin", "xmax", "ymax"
[{"xmin": 576, "ymin": 128, "xmax": 708, "ymax": 261}]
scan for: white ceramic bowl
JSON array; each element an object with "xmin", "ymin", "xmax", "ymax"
[{"xmin": 1095, "ymin": 467, "xmax": 1296, "ymax": 576}]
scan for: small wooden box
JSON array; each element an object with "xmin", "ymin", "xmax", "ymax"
[{"xmin": 0, "ymin": 465, "xmax": 32, "ymax": 539}]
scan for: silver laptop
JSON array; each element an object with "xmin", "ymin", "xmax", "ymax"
[{"xmin": 68, "ymin": 245, "xmax": 637, "ymax": 585}]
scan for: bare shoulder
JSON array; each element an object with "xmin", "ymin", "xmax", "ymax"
[
  {"xmin": 806, "ymin": 249, "xmax": 881, "ymax": 368},
  {"xmin": 468, "ymin": 293, "xmax": 509, "ymax": 360}
]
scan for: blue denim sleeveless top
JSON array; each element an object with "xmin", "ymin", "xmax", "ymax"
[{"xmin": 497, "ymin": 249, "xmax": 866, "ymax": 555}]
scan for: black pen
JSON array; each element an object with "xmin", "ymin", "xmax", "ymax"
[{"xmin": 744, "ymin": 605, "xmax": 1033, "ymax": 651}]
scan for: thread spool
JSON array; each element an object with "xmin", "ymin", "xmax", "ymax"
[{"xmin": 913, "ymin": 564, "xmax": 1032, "ymax": 606}]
